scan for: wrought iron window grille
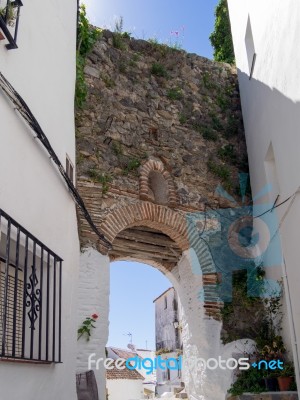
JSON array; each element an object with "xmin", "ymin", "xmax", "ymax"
[
  {"xmin": 0, "ymin": 209, "xmax": 62, "ymax": 363},
  {"xmin": 0, "ymin": 0, "xmax": 23, "ymax": 50}
]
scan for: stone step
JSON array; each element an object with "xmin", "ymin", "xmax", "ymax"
[{"xmin": 175, "ymin": 392, "xmax": 188, "ymax": 399}]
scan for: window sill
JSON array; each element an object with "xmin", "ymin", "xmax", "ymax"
[{"xmin": 0, "ymin": 357, "xmax": 55, "ymax": 365}]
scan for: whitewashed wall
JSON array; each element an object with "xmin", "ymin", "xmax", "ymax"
[
  {"xmin": 228, "ymin": 0, "xmax": 300, "ymax": 390},
  {"xmin": 172, "ymin": 250, "xmax": 249, "ymax": 400},
  {"xmin": 77, "ymin": 248, "xmax": 110, "ymax": 400},
  {"xmin": 79, "ymin": 247, "xmax": 250, "ymax": 400},
  {"xmin": 0, "ymin": 1, "xmax": 78, "ymax": 400},
  {"xmin": 107, "ymin": 378, "xmax": 144, "ymax": 400}
]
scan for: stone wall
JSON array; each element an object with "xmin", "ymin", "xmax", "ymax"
[
  {"xmin": 76, "ymin": 29, "xmax": 248, "ymax": 237},
  {"xmin": 75, "ymin": 30, "xmax": 250, "ymax": 400}
]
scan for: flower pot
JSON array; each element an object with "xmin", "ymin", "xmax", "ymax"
[
  {"xmin": 277, "ymin": 376, "xmax": 293, "ymax": 391},
  {"xmin": 264, "ymin": 377, "xmax": 278, "ymax": 391}
]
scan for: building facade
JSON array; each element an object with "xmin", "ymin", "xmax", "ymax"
[
  {"xmin": 0, "ymin": 1, "xmax": 79, "ymax": 399},
  {"xmin": 228, "ymin": 0, "xmax": 300, "ymax": 390},
  {"xmin": 107, "ymin": 346, "xmax": 156, "ymax": 397},
  {"xmin": 106, "ymin": 360, "xmax": 144, "ymax": 400},
  {"xmin": 154, "ymin": 287, "xmax": 183, "ymax": 396}
]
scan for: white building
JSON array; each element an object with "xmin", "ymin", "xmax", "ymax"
[
  {"xmin": 106, "ymin": 360, "xmax": 144, "ymax": 400},
  {"xmin": 153, "ymin": 287, "xmax": 183, "ymax": 396},
  {"xmin": 0, "ymin": 0, "xmax": 79, "ymax": 399},
  {"xmin": 228, "ymin": 0, "xmax": 300, "ymax": 390},
  {"xmin": 107, "ymin": 346, "xmax": 156, "ymax": 397}
]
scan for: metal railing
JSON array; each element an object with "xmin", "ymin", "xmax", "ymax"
[
  {"xmin": 0, "ymin": 209, "xmax": 62, "ymax": 362},
  {"xmin": 0, "ymin": 0, "xmax": 23, "ymax": 49}
]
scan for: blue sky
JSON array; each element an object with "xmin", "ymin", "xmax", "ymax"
[
  {"xmin": 84, "ymin": 0, "xmax": 219, "ymax": 58},
  {"xmin": 107, "ymin": 261, "xmax": 171, "ymax": 350},
  {"xmin": 83, "ymin": 0, "xmax": 219, "ymax": 350}
]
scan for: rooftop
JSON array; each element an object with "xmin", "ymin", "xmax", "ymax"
[{"xmin": 106, "ymin": 360, "xmax": 144, "ymax": 380}]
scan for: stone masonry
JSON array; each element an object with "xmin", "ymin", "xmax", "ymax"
[
  {"xmin": 76, "ymin": 30, "xmax": 249, "ymax": 319},
  {"xmin": 75, "ymin": 30, "xmax": 252, "ymax": 399}
]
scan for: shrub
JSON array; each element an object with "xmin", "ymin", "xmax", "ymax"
[
  {"xmin": 210, "ymin": 113, "xmax": 223, "ymax": 131},
  {"xmin": 112, "ymin": 17, "xmax": 131, "ymax": 50},
  {"xmin": 218, "ymin": 144, "xmax": 237, "ymax": 164},
  {"xmin": 207, "ymin": 159, "xmax": 230, "ymax": 181},
  {"xmin": 228, "ymin": 368, "xmax": 265, "ymax": 396},
  {"xmin": 202, "ymin": 71, "xmax": 216, "ymax": 90},
  {"xmin": 112, "ymin": 141, "xmax": 123, "ymax": 157},
  {"xmin": 123, "ymin": 158, "xmax": 141, "ymax": 175},
  {"xmin": 225, "ymin": 115, "xmax": 240, "ymax": 136},
  {"xmin": 216, "ymin": 92, "xmax": 230, "ymax": 111},
  {"xmin": 202, "ymin": 127, "xmax": 218, "ymax": 141},
  {"xmin": 151, "ymin": 63, "xmax": 168, "ymax": 78},
  {"xmin": 87, "ymin": 170, "xmax": 112, "ymax": 194},
  {"xmin": 179, "ymin": 114, "xmax": 187, "ymax": 124},
  {"xmin": 112, "ymin": 33, "xmax": 126, "ymax": 50},
  {"xmin": 167, "ymin": 87, "xmax": 183, "ymax": 101},
  {"xmin": 101, "ymin": 74, "xmax": 115, "ymax": 88}
]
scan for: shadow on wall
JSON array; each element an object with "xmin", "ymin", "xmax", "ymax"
[
  {"xmin": 237, "ymin": 69, "xmax": 300, "ymax": 388},
  {"xmin": 237, "ymin": 70, "xmax": 300, "ymax": 175}
]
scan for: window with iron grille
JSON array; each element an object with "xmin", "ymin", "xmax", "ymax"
[
  {"xmin": 0, "ymin": 0, "xmax": 23, "ymax": 50},
  {"xmin": 0, "ymin": 209, "xmax": 62, "ymax": 363}
]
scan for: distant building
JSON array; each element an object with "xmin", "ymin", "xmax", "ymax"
[
  {"xmin": 106, "ymin": 360, "xmax": 144, "ymax": 400},
  {"xmin": 153, "ymin": 287, "xmax": 183, "ymax": 396},
  {"xmin": 107, "ymin": 346, "xmax": 156, "ymax": 398}
]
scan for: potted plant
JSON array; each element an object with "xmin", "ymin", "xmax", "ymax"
[
  {"xmin": 0, "ymin": 3, "xmax": 17, "ymax": 27},
  {"xmin": 262, "ymin": 368, "xmax": 279, "ymax": 391},
  {"xmin": 277, "ymin": 361, "xmax": 295, "ymax": 391},
  {"xmin": 260, "ymin": 335, "xmax": 286, "ymax": 361}
]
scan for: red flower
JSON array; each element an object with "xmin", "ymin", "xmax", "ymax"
[{"xmin": 92, "ymin": 314, "xmax": 98, "ymax": 320}]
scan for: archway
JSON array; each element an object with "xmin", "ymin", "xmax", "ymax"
[
  {"xmin": 77, "ymin": 210, "xmax": 235, "ymax": 400},
  {"xmin": 100, "ymin": 202, "xmax": 222, "ymax": 319}
]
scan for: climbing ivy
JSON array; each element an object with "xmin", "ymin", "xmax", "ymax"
[
  {"xmin": 209, "ymin": 0, "xmax": 235, "ymax": 64},
  {"xmin": 75, "ymin": 4, "xmax": 101, "ymax": 108}
]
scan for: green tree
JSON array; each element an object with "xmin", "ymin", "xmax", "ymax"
[{"xmin": 210, "ymin": 0, "xmax": 235, "ymax": 64}]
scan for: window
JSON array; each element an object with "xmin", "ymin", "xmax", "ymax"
[
  {"xmin": 0, "ymin": 0, "xmax": 23, "ymax": 50},
  {"xmin": 0, "ymin": 262, "xmax": 23, "ymax": 356},
  {"xmin": 0, "ymin": 208, "xmax": 62, "ymax": 362},
  {"xmin": 163, "ymin": 369, "xmax": 170, "ymax": 381},
  {"xmin": 245, "ymin": 16, "xmax": 256, "ymax": 79},
  {"xmin": 66, "ymin": 155, "xmax": 74, "ymax": 184},
  {"xmin": 166, "ymin": 365, "xmax": 170, "ymax": 381},
  {"xmin": 164, "ymin": 296, "xmax": 167, "ymax": 309}
]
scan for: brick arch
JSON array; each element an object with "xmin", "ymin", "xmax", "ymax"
[
  {"xmin": 100, "ymin": 202, "xmax": 189, "ymax": 252},
  {"xmin": 100, "ymin": 202, "xmax": 222, "ymax": 319},
  {"xmin": 139, "ymin": 159, "xmax": 177, "ymax": 207}
]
